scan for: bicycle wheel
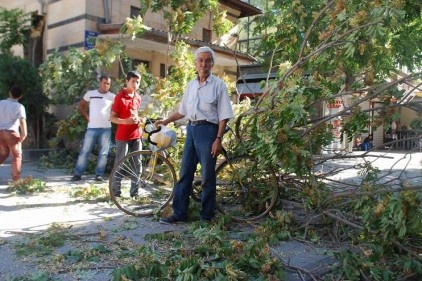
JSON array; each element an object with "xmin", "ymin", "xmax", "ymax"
[
  {"xmin": 109, "ymin": 150, "xmax": 176, "ymax": 217},
  {"xmin": 215, "ymin": 155, "xmax": 279, "ymax": 222}
]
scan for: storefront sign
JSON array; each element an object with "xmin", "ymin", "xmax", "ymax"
[{"xmin": 327, "ymin": 99, "xmax": 343, "ymax": 108}]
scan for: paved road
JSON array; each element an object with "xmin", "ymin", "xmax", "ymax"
[{"xmin": 0, "ymin": 151, "xmax": 420, "ymax": 280}]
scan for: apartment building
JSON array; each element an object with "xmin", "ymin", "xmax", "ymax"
[{"xmin": 2, "ymin": 0, "xmax": 261, "ymax": 81}]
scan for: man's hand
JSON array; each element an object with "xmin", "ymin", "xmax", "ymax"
[
  {"xmin": 154, "ymin": 120, "xmax": 165, "ymax": 128},
  {"xmin": 127, "ymin": 115, "xmax": 141, "ymax": 125},
  {"xmin": 211, "ymin": 138, "xmax": 222, "ymax": 158}
]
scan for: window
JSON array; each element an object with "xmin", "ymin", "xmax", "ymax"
[
  {"xmin": 130, "ymin": 6, "xmax": 141, "ymax": 18},
  {"xmin": 133, "ymin": 59, "xmax": 149, "ymax": 69},
  {"xmin": 203, "ymin": 28, "xmax": 212, "ymax": 43},
  {"xmin": 160, "ymin": 64, "xmax": 166, "ymax": 78},
  {"xmin": 120, "ymin": 59, "xmax": 149, "ymax": 78}
]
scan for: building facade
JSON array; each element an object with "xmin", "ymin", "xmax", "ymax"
[
  {"xmin": 3, "ymin": 0, "xmax": 261, "ymax": 82},
  {"xmin": 3, "ymin": 1, "xmax": 419, "ymax": 152}
]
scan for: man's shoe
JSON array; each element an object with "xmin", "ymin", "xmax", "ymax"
[
  {"xmin": 95, "ymin": 175, "xmax": 104, "ymax": 182},
  {"xmin": 71, "ymin": 175, "xmax": 81, "ymax": 181},
  {"xmin": 159, "ymin": 215, "xmax": 186, "ymax": 224},
  {"xmin": 200, "ymin": 218, "xmax": 212, "ymax": 224}
]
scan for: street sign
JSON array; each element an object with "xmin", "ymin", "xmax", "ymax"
[{"xmin": 85, "ymin": 30, "xmax": 98, "ymax": 50}]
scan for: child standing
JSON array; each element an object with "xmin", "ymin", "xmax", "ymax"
[{"xmin": 110, "ymin": 71, "xmax": 142, "ymax": 197}]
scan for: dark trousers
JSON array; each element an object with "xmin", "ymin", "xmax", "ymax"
[{"xmin": 172, "ymin": 123, "xmax": 218, "ymax": 220}]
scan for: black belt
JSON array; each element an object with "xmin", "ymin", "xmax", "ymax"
[{"xmin": 188, "ymin": 120, "xmax": 215, "ymax": 126}]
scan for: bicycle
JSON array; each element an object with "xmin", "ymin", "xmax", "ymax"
[{"xmin": 108, "ymin": 123, "xmax": 279, "ymax": 222}]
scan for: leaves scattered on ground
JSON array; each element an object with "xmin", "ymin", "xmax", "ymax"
[
  {"xmin": 69, "ymin": 183, "xmax": 109, "ymax": 202},
  {"xmin": 5, "ymin": 215, "xmax": 293, "ymax": 281},
  {"xmin": 6, "ymin": 176, "xmax": 46, "ymax": 194}
]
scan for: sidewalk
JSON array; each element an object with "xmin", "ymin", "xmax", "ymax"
[
  {"xmin": 0, "ymin": 160, "xmax": 338, "ymax": 280},
  {"xmin": 0, "ymin": 151, "xmax": 421, "ymax": 280},
  {"xmin": 0, "ymin": 158, "xmax": 189, "ymax": 280}
]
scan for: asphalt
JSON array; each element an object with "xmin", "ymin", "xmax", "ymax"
[{"xmin": 0, "ymin": 150, "xmax": 421, "ymax": 280}]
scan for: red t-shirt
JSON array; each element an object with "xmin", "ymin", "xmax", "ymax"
[{"xmin": 112, "ymin": 88, "xmax": 142, "ymax": 141}]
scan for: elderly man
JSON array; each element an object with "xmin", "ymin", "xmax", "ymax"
[{"xmin": 155, "ymin": 46, "xmax": 234, "ymax": 223}]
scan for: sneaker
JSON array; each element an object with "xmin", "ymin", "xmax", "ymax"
[
  {"xmin": 113, "ymin": 192, "xmax": 121, "ymax": 198},
  {"xmin": 95, "ymin": 175, "xmax": 104, "ymax": 182},
  {"xmin": 159, "ymin": 215, "xmax": 186, "ymax": 224},
  {"xmin": 71, "ymin": 175, "xmax": 81, "ymax": 181},
  {"xmin": 130, "ymin": 189, "xmax": 138, "ymax": 198}
]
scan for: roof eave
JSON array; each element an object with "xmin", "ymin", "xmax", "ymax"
[
  {"xmin": 97, "ymin": 26, "xmax": 256, "ymax": 66},
  {"xmin": 219, "ymin": 0, "xmax": 262, "ymax": 17}
]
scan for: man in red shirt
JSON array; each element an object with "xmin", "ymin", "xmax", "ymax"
[{"xmin": 110, "ymin": 71, "xmax": 142, "ymax": 197}]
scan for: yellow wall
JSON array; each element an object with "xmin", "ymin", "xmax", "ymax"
[{"xmin": 400, "ymin": 106, "xmax": 418, "ymax": 130}]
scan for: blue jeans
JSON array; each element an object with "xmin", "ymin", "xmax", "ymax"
[
  {"xmin": 172, "ymin": 123, "xmax": 218, "ymax": 220},
  {"xmin": 74, "ymin": 128, "xmax": 111, "ymax": 177}
]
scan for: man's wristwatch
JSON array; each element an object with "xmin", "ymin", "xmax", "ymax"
[{"xmin": 216, "ymin": 136, "xmax": 222, "ymax": 141}]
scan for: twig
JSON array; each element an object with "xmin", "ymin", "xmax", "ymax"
[
  {"xmin": 331, "ymin": 185, "xmax": 422, "ymax": 199},
  {"xmin": 75, "ymin": 232, "xmax": 101, "ymax": 236},
  {"xmin": 360, "ymin": 269, "xmax": 371, "ymax": 280},
  {"xmin": 392, "ymin": 239, "xmax": 422, "ymax": 261},
  {"xmin": 298, "ymin": 0, "xmax": 335, "ymax": 59},
  {"xmin": 269, "ymin": 248, "xmax": 319, "ymax": 281},
  {"xmin": 5, "ymin": 230, "xmax": 37, "ymax": 235},
  {"xmin": 57, "ymin": 265, "xmax": 116, "ymax": 274},
  {"xmin": 396, "ymin": 273, "xmax": 417, "ymax": 281},
  {"xmin": 323, "ymin": 210, "xmax": 364, "ymax": 230},
  {"xmin": 293, "ymin": 238, "xmax": 318, "ymax": 251}
]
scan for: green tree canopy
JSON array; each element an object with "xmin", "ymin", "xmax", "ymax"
[
  {"xmin": 0, "ymin": 54, "xmax": 50, "ymax": 148},
  {"xmin": 234, "ymin": 2, "xmax": 422, "ymax": 278},
  {"xmin": 235, "ymin": 0, "xmax": 422, "ymax": 173},
  {"xmin": 0, "ymin": 7, "xmax": 31, "ymax": 55}
]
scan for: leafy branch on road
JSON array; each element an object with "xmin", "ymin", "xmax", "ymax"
[
  {"xmin": 7, "ymin": 217, "xmax": 294, "ymax": 280},
  {"xmin": 6, "ymin": 176, "xmax": 46, "ymax": 194}
]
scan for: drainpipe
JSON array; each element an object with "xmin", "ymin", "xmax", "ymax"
[
  {"xmin": 37, "ymin": 0, "xmax": 47, "ymax": 14},
  {"xmin": 103, "ymin": 0, "xmax": 111, "ymax": 23},
  {"xmin": 36, "ymin": 0, "xmax": 47, "ymax": 63}
]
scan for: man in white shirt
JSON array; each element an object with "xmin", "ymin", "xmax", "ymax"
[
  {"xmin": 156, "ymin": 47, "xmax": 234, "ymax": 223},
  {"xmin": 0, "ymin": 85, "xmax": 27, "ymax": 181},
  {"xmin": 71, "ymin": 75, "xmax": 115, "ymax": 182}
]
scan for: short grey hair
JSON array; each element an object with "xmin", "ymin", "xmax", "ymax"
[{"xmin": 194, "ymin": 46, "xmax": 215, "ymax": 62}]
